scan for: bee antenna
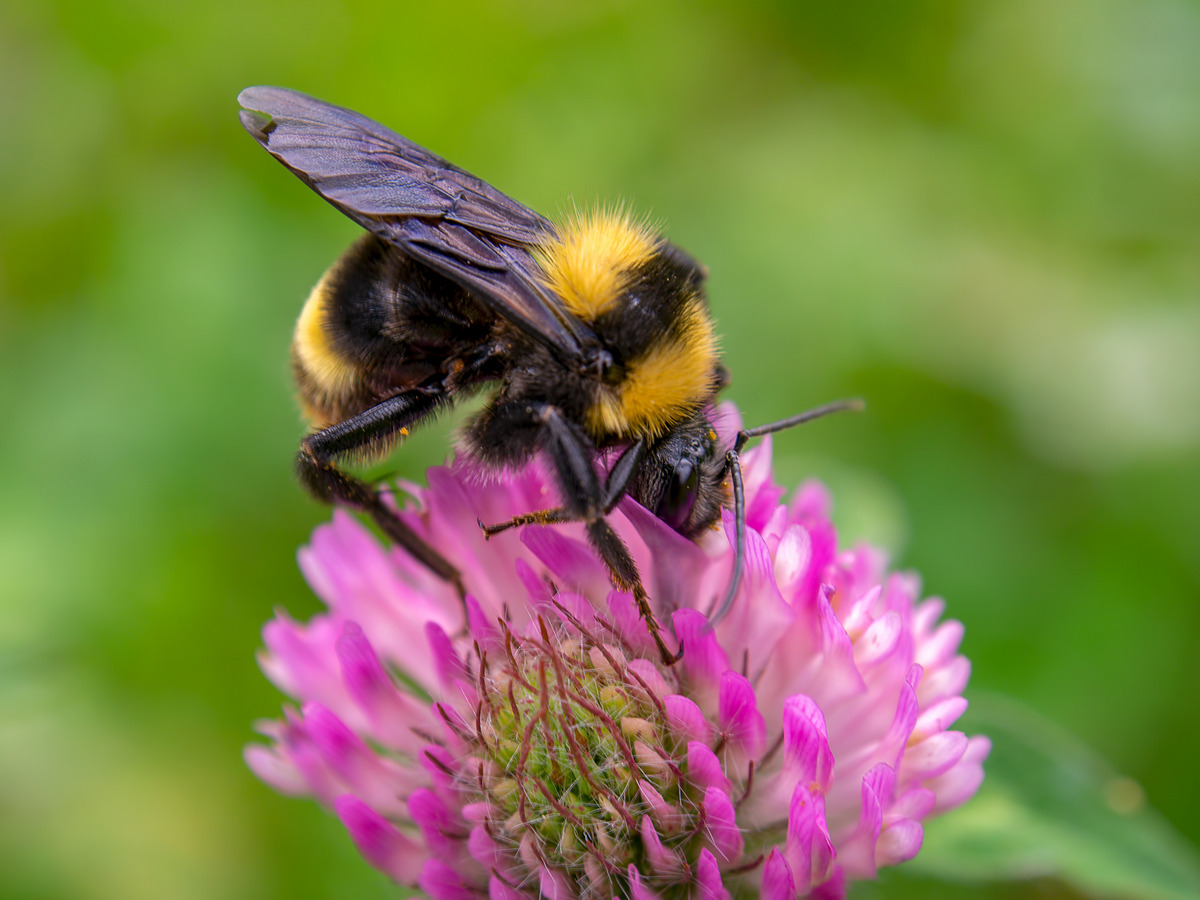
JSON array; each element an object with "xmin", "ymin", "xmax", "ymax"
[
  {"xmin": 707, "ymin": 398, "xmax": 865, "ymax": 628},
  {"xmin": 732, "ymin": 398, "xmax": 865, "ymax": 454}
]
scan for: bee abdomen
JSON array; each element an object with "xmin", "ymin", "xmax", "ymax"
[
  {"xmin": 292, "ymin": 233, "xmax": 497, "ymax": 431},
  {"xmin": 291, "ymin": 241, "xmax": 380, "ymax": 429}
]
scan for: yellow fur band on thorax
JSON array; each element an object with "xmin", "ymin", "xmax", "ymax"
[
  {"xmin": 535, "ymin": 209, "xmax": 658, "ymax": 321},
  {"xmin": 587, "ymin": 299, "xmax": 719, "ymax": 440}
]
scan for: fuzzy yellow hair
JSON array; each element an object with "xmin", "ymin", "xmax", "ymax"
[{"xmin": 536, "ymin": 208, "xmax": 658, "ymax": 321}]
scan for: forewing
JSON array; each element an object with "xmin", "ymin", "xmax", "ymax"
[{"xmin": 238, "ymin": 86, "xmax": 584, "ymax": 357}]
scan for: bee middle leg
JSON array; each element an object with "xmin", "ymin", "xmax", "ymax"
[
  {"xmin": 480, "ymin": 436, "xmax": 645, "ymax": 536},
  {"xmin": 297, "ymin": 386, "xmax": 465, "ymax": 597}
]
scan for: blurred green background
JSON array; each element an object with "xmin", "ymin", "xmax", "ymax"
[{"xmin": 2, "ymin": 1, "xmax": 1198, "ymax": 898}]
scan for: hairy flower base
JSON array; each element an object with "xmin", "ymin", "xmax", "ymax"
[
  {"xmin": 466, "ymin": 622, "xmax": 749, "ymax": 895},
  {"xmin": 247, "ymin": 408, "xmax": 989, "ymax": 898}
]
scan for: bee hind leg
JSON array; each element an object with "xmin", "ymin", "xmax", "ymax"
[{"xmin": 297, "ymin": 387, "xmax": 465, "ymax": 598}]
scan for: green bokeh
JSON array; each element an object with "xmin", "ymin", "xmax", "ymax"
[{"xmin": 1, "ymin": 1, "xmax": 1197, "ymax": 898}]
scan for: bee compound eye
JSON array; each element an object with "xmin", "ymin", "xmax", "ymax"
[{"xmin": 657, "ymin": 458, "xmax": 700, "ymax": 532}]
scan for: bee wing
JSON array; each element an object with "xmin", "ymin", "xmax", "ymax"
[{"xmin": 238, "ymin": 86, "xmax": 585, "ymax": 360}]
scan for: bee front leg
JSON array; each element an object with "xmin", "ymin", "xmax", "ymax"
[{"xmin": 297, "ymin": 387, "xmax": 465, "ymax": 597}]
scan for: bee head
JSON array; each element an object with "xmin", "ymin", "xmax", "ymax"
[{"xmin": 634, "ymin": 414, "xmax": 728, "ymax": 539}]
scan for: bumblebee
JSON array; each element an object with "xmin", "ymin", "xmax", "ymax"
[{"xmin": 239, "ymin": 87, "xmax": 858, "ymax": 661}]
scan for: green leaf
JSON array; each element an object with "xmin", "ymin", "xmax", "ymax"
[{"xmin": 908, "ymin": 694, "xmax": 1200, "ymax": 899}]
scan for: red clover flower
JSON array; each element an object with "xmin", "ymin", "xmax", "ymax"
[{"xmin": 247, "ymin": 406, "xmax": 989, "ymax": 898}]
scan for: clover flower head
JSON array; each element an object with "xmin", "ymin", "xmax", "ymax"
[{"xmin": 247, "ymin": 405, "xmax": 989, "ymax": 898}]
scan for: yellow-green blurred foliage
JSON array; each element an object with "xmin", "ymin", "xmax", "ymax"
[{"xmin": 1, "ymin": 1, "xmax": 1197, "ymax": 898}]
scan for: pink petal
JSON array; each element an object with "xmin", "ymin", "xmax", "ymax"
[
  {"xmin": 627, "ymin": 865, "xmax": 663, "ymax": 900},
  {"xmin": 466, "ymin": 595, "xmax": 503, "ymax": 654},
  {"xmin": 928, "ymin": 735, "xmax": 991, "ymax": 812},
  {"xmin": 760, "ymin": 503, "xmax": 791, "ymax": 553},
  {"xmin": 422, "ymin": 468, "xmax": 524, "ymax": 618},
  {"xmin": 522, "ymin": 526, "xmax": 610, "ymax": 599},
  {"xmin": 903, "ymin": 731, "xmax": 969, "ymax": 781},
  {"xmin": 514, "ymin": 557, "xmax": 554, "ymax": 610},
  {"xmin": 687, "ymin": 741, "xmax": 731, "ymax": 795},
  {"xmin": 741, "ymin": 437, "xmax": 786, "ymax": 532},
  {"xmin": 620, "ymin": 496, "xmax": 714, "ymax": 613},
  {"xmin": 337, "ymin": 622, "xmax": 433, "ymax": 753},
  {"xmin": 852, "ymin": 611, "xmax": 903, "ymax": 669},
  {"xmin": 838, "ymin": 763, "xmax": 894, "ymax": 878},
  {"xmin": 605, "ymin": 589, "xmax": 660, "ymax": 658},
  {"xmin": 891, "ymin": 787, "xmax": 936, "ymax": 821},
  {"xmin": 785, "ymin": 781, "xmax": 834, "ymax": 890},
  {"xmin": 911, "ymin": 597, "xmax": 945, "ymax": 637},
  {"xmin": 664, "ymin": 695, "xmax": 712, "ymax": 747},
  {"xmin": 753, "ymin": 584, "xmax": 864, "ymax": 721},
  {"xmin": 517, "ymin": 833, "xmax": 541, "ymax": 872},
  {"xmin": 302, "ymin": 511, "xmax": 459, "ymax": 671},
  {"xmin": 880, "ymin": 572, "xmax": 920, "ymax": 615},
  {"xmin": 489, "ymin": 875, "xmax": 532, "ymax": 900},
  {"xmin": 694, "ymin": 848, "xmax": 731, "ymax": 900},
  {"xmin": 627, "ymin": 659, "xmax": 670, "ymax": 704},
  {"xmin": 840, "ymin": 585, "xmax": 882, "ymax": 640},
  {"xmin": 782, "ymin": 695, "xmax": 833, "ymax": 791},
  {"xmin": 915, "ymin": 619, "xmax": 964, "ymax": 669},
  {"xmin": 703, "ymin": 787, "xmax": 744, "ymax": 862},
  {"xmin": 261, "ymin": 613, "xmax": 363, "ymax": 729},
  {"xmin": 813, "ymin": 585, "xmax": 866, "ymax": 695},
  {"xmin": 460, "ymin": 801, "xmax": 488, "ymax": 825},
  {"xmin": 773, "ymin": 524, "xmax": 813, "ymax": 602},
  {"xmin": 837, "ymin": 671, "xmax": 919, "ymax": 783},
  {"xmin": 791, "ymin": 516, "xmax": 838, "ymax": 613},
  {"xmin": 793, "ymin": 480, "xmax": 832, "ymax": 520},
  {"xmin": 760, "ymin": 847, "xmax": 795, "ymax": 900},
  {"xmin": 910, "ymin": 696, "xmax": 968, "ymax": 742},
  {"xmin": 274, "ymin": 710, "xmax": 344, "ymax": 804},
  {"xmin": 639, "ymin": 780, "xmax": 684, "ymax": 835},
  {"xmin": 244, "ymin": 743, "xmax": 307, "ymax": 795},
  {"xmin": 640, "ymin": 815, "xmax": 683, "ymax": 875},
  {"xmin": 667, "ymin": 696, "xmax": 710, "ymax": 744},
  {"xmin": 714, "ymin": 514, "xmax": 796, "ymax": 669},
  {"xmin": 538, "ymin": 866, "xmax": 573, "ymax": 900},
  {"xmin": 335, "ymin": 794, "xmax": 424, "ymax": 883},
  {"xmin": 419, "ymin": 858, "xmax": 479, "ymax": 900},
  {"xmin": 550, "ymin": 590, "xmax": 600, "ymax": 635},
  {"xmin": 408, "ymin": 787, "xmax": 467, "ymax": 860},
  {"xmin": 302, "ymin": 703, "xmax": 414, "ymax": 814},
  {"xmin": 583, "ymin": 856, "xmax": 607, "ymax": 894},
  {"xmin": 673, "ymin": 608, "xmax": 732, "ymax": 711},
  {"xmin": 425, "ymin": 622, "xmax": 468, "ymax": 694},
  {"xmin": 420, "ymin": 745, "xmax": 463, "ymax": 803},
  {"xmin": 917, "ymin": 655, "xmax": 971, "ymax": 705},
  {"xmin": 876, "ymin": 819, "xmax": 924, "ymax": 867},
  {"xmin": 718, "ymin": 671, "xmax": 766, "ymax": 761},
  {"xmin": 468, "ymin": 824, "xmax": 509, "ymax": 874},
  {"xmin": 810, "ymin": 866, "xmax": 847, "ymax": 900}
]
